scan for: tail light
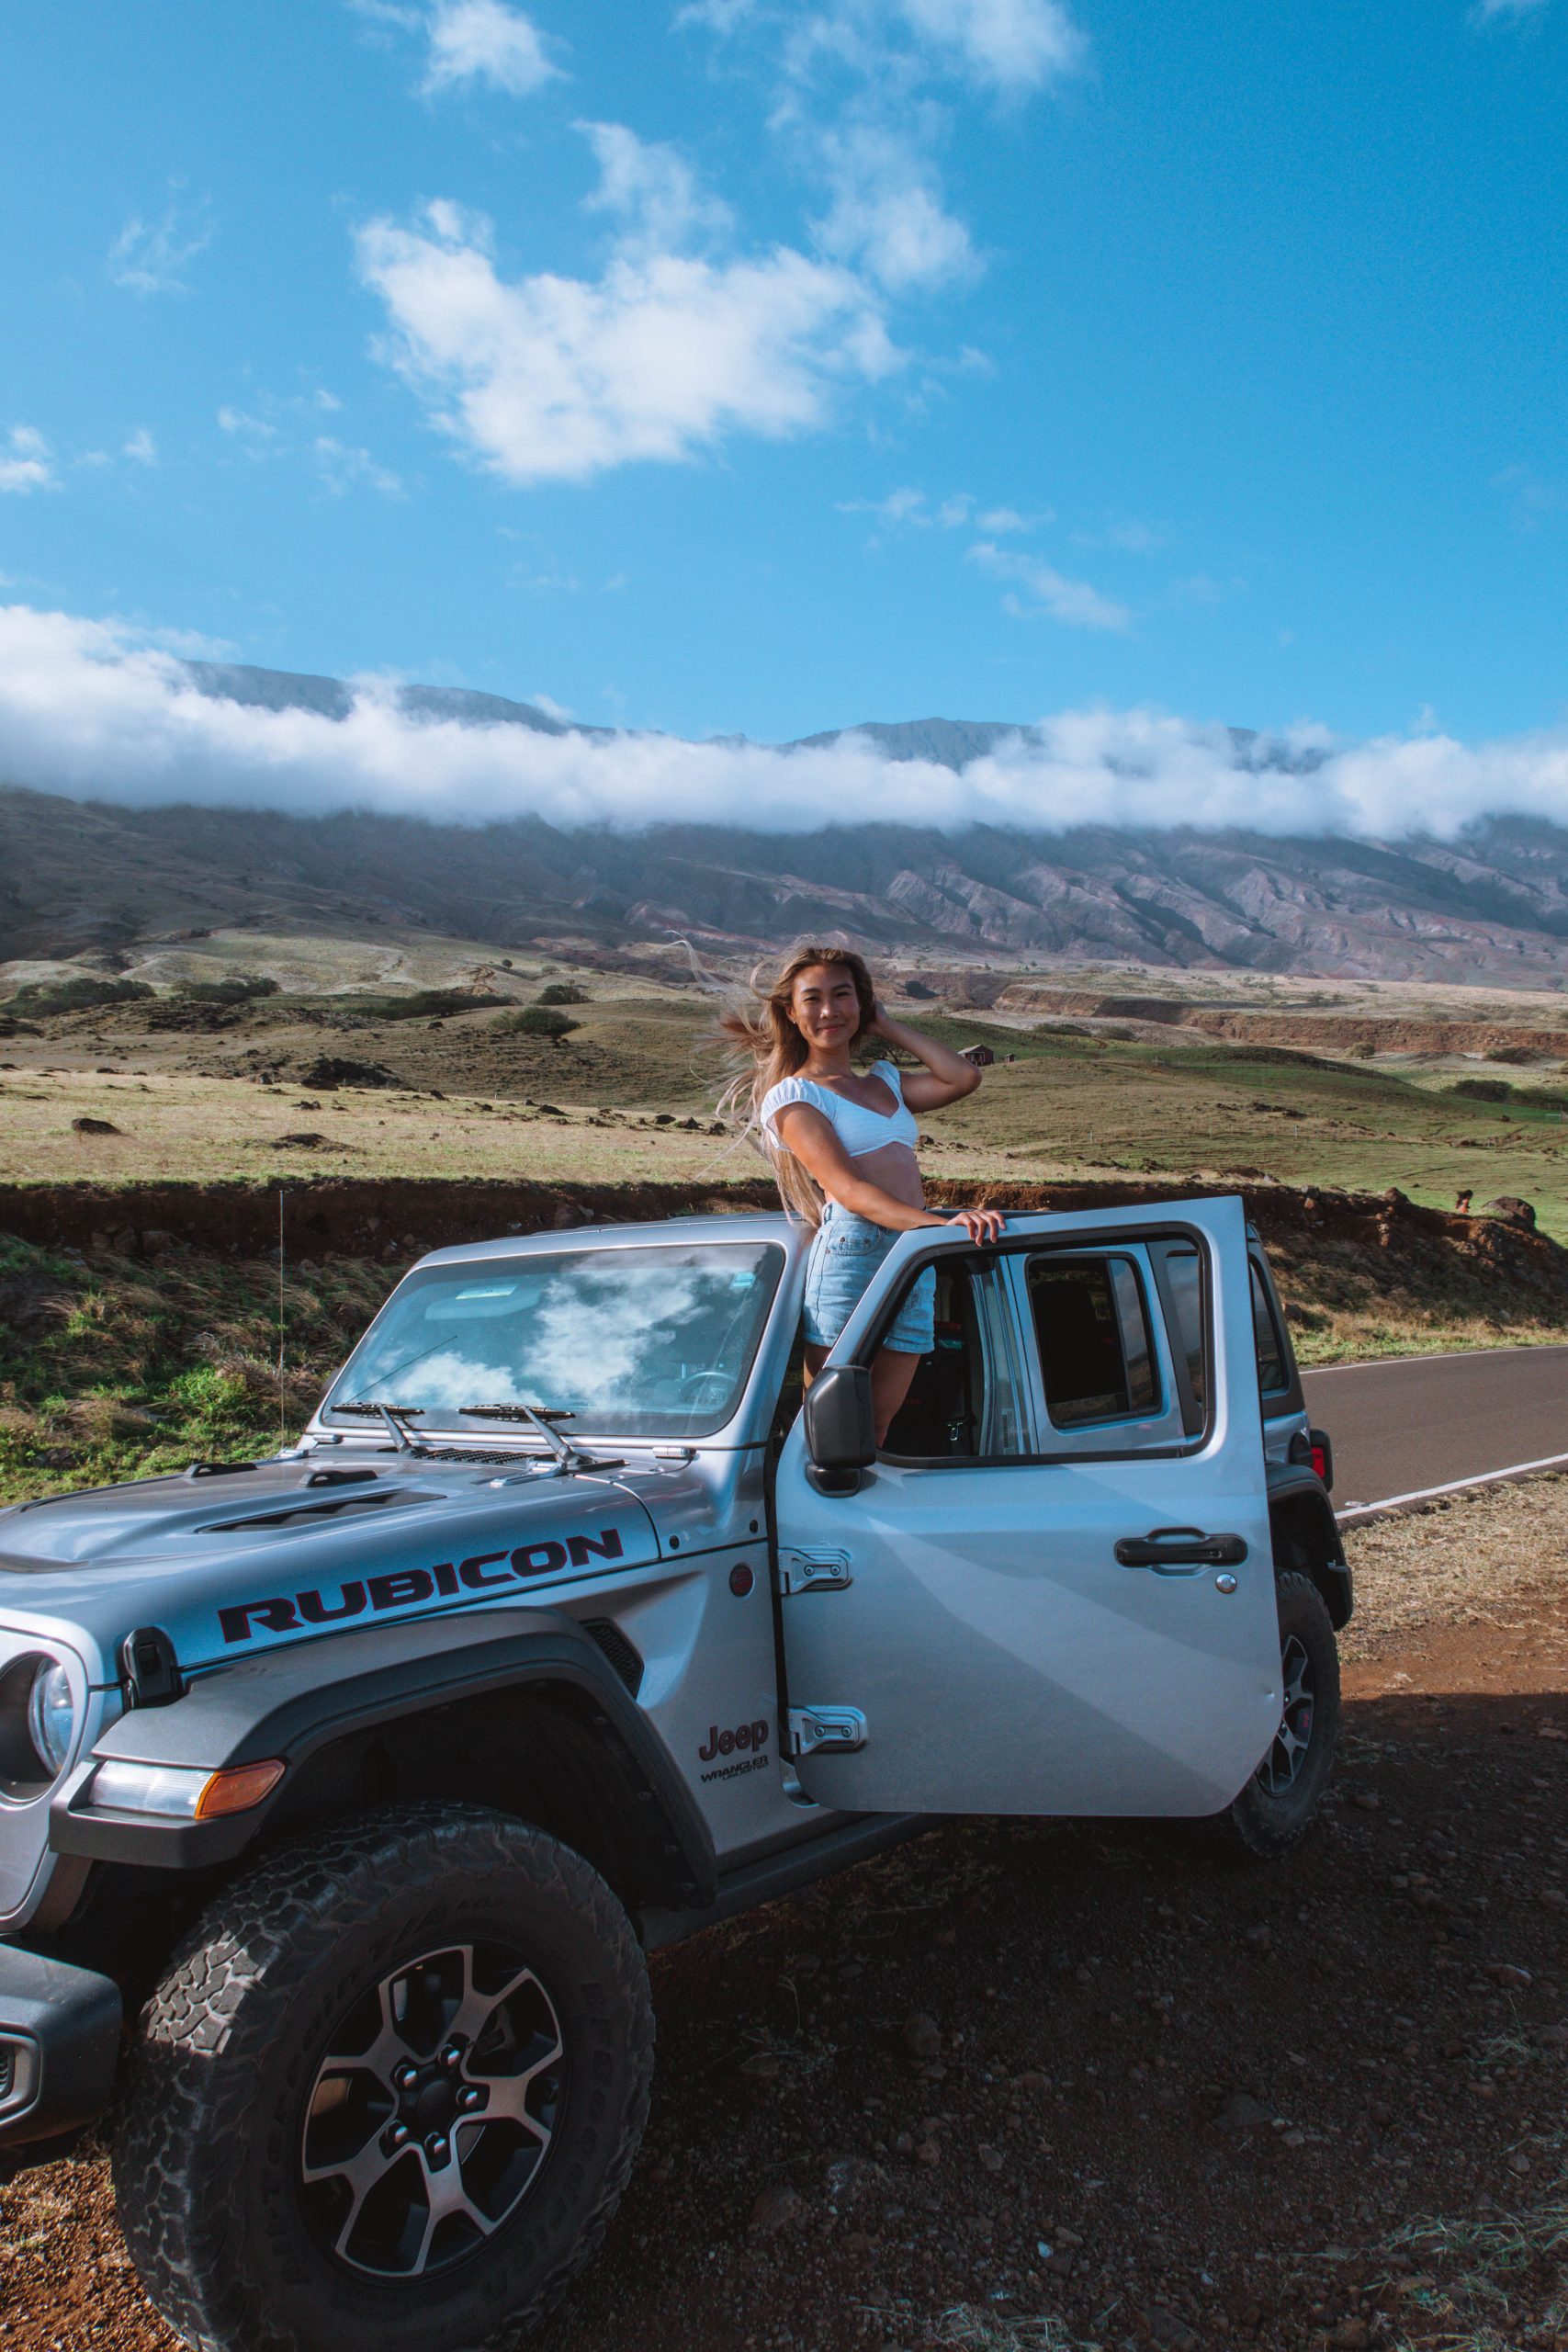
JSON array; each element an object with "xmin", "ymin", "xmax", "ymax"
[{"xmin": 1289, "ymin": 1427, "xmax": 1334, "ymax": 1491}]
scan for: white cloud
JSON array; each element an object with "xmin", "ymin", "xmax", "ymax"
[
  {"xmin": 8, "ymin": 600, "xmax": 1568, "ymax": 846},
  {"xmin": 312, "ymin": 437, "xmax": 406, "ymax": 497},
  {"xmin": 579, "ymin": 121, "xmax": 733, "ymax": 254},
  {"xmin": 692, "ymin": 0, "xmax": 1086, "ymax": 93},
  {"xmin": 0, "ymin": 426, "xmax": 56, "ymax": 495},
  {"xmin": 969, "ymin": 538, "xmax": 1131, "ymax": 630},
  {"xmin": 976, "ymin": 503, "xmax": 1048, "ymax": 532},
  {"xmin": 122, "ymin": 427, "xmax": 158, "ymax": 468},
  {"xmin": 812, "ymin": 123, "xmax": 976, "ymax": 290},
  {"xmin": 107, "ymin": 189, "xmax": 214, "ymax": 295},
  {"xmin": 423, "ymin": 0, "xmax": 559, "ymax": 95},
  {"xmin": 355, "ymin": 164, "xmax": 900, "ymax": 485},
  {"xmin": 896, "ymin": 0, "xmax": 1086, "ymax": 89},
  {"xmin": 839, "ymin": 484, "xmax": 931, "ymax": 523},
  {"xmin": 840, "ymin": 486, "xmax": 1036, "ymax": 528},
  {"xmin": 1475, "ymin": 0, "xmax": 1549, "ymax": 16},
  {"xmin": 218, "ymin": 404, "xmax": 282, "ymax": 454}
]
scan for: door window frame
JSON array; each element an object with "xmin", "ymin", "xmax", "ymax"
[
  {"xmin": 868, "ymin": 1250, "xmax": 1034, "ymax": 1466},
  {"xmin": 1008, "ymin": 1244, "xmax": 1186, "ymax": 1455},
  {"xmin": 849, "ymin": 1221, "xmax": 1219, "ymax": 1468}
]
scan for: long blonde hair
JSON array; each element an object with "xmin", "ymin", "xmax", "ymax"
[{"xmin": 716, "ymin": 942, "xmax": 878, "ymax": 1224}]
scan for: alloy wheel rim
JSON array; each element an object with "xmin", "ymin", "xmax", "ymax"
[
  {"xmin": 1258, "ymin": 1633, "xmax": 1315, "ymax": 1796},
  {"xmin": 299, "ymin": 1940, "xmax": 565, "ymax": 2279}
]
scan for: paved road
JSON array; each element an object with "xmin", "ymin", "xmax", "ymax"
[{"xmin": 1300, "ymin": 1344, "xmax": 1568, "ymax": 1514}]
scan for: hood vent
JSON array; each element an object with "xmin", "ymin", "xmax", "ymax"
[{"xmin": 198, "ymin": 1489, "xmax": 440, "ymax": 1534}]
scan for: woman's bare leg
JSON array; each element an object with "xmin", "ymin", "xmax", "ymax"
[
  {"xmin": 872, "ymin": 1347, "xmax": 921, "ymax": 1446},
  {"xmin": 803, "ymin": 1343, "xmax": 919, "ymax": 1445}
]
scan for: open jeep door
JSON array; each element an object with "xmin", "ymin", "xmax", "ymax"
[{"xmin": 772, "ymin": 1195, "xmax": 1283, "ymax": 1818}]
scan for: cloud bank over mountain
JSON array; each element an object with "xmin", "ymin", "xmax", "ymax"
[{"xmin": 5, "ymin": 602, "xmax": 1568, "ymax": 845}]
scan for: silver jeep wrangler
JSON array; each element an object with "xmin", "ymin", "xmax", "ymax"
[{"xmin": 0, "ymin": 1195, "xmax": 1344, "ymax": 2352}]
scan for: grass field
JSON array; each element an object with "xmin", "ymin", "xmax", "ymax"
[
  {"xmin": 4, "ymin": 1168, "xmax": 1566, "ymax": 1505},
  {"xmin": 5, "ymin": 984, "xmax": 1567, "ymax": 1236}
]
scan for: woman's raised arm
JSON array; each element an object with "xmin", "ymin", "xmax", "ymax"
[{"xmin": 870, "ymin": 1006, "xmax": 983, "ymax": 1113}]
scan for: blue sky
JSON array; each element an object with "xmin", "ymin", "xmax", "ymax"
[{"xmin": 2, "ymin": 0, "xmax": 1566, "ymax": 754}]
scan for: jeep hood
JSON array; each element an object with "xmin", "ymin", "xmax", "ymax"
[{"xmin": 0, "ymin": 1456, "xmax": 663, "ymax": 1677}]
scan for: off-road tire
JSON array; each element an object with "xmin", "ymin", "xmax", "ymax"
[
  {"xmin": 113, "ymin": 1803, "xmax": 653, "ymax": 2352},
  {"xmin": 1222, "ymin": 1569, "xmax": 1340, "ymax": 1860}
]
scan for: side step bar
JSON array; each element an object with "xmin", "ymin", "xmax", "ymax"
[{"xmin": 640, "ymin": 1812, "xmax": 932, "ymax": 1951}]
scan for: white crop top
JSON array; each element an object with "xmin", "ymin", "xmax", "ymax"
[{"xmin": 760, "ymin": 1060, "xmax": 919, "ymax": 1158}]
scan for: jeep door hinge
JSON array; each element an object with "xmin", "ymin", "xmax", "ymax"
[
  {"xmin": 775, "ymin": 1548, "xmax": 852, "ymax": 1596},
  {"xmin": 785, "ymin": 1705, "xmax": 868, "ymax": 1758}
]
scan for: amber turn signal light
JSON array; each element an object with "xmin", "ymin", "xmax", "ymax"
[{"xmin": 194, "ymin": 1759, "xmax": 287, "ymax": 1819}]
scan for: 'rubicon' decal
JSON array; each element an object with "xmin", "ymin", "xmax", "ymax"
[{"xmin": 218, "ymin": 1526, "xmax": 626, "ymax": 1645}]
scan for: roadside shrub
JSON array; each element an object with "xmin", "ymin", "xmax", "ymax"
[
  {"xmin": 1486, "ymin": 1044, "xmax": 1537, "ymax": 1065},
  {"xmin": 6, "ymin": 977, "xmax": 153, "ymax": 1014},
  {"xmin": 175, "ymin": 974, "xmax": 279, "ymax": 1004},
  {"xmin": 497, "ymin": 1006, "xmax": 580, "ymax": 1040},
  {"xmin": 536, "ymin": 980, "xmax": 589, "ymax": 1006},
  {"xmin": 1449, "ymin": 1078, "xmax": 1513, "ymax": 1103}
]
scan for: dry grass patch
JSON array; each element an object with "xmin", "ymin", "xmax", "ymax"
[{"xmin": 1340, "ymin": 1475, "xmax": 1568, "ymax": 1661}]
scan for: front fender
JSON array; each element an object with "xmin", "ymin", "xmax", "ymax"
[{"xmin": 49, "ymin": 1607, "xmax": 716, "ymax": 1905}]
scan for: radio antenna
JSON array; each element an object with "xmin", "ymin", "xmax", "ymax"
[{"xmin": 276, "ymin": 1187, "xmax": 287, "ymax": 1453}]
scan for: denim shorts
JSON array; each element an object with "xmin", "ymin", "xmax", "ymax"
[{"xmin": 802, "ymin": 1204, "xmax": 937, "ymax": 1355}]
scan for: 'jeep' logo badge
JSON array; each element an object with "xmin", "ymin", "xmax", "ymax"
[{"xmin": 698, "ymin": 1719, "xmax": 769, "ymax": 1761}]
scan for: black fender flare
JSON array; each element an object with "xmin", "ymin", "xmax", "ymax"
[
  {"xmin": 1267, "ymin": 1464, "xmax": 1353, "ymax": 1630},
  {"xmin": 49, "ymin": 1607, "xmax": 716, "ymax": 1907}
]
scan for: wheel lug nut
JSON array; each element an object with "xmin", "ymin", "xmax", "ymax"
[
  {"xmin": 387, "ymin": 2122, "xmax": 410, "ymax": 2148},
  {"xmin": 393, "ymin": 2063, "xmax": 418, "ymax": 2090},
  {"xmin": 460, "ymin": 2086, "xmax": 483, "ymax": 2110},
  {"xmin": 425, "ymin": 2133, "xmax": 448, "ymax": 2163},
  {"xmin": 440, "ymin": 2042, "xmax": 464, "ymax": 2070}
]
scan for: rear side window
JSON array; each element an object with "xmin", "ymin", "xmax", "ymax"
[
  {"xmin": 1250, "ymin": 1260, "xmax": 1290, "ymax": 1396},
  {"xmin": 1159, "ymin": 1247, "xmax": 1206, "ymax": 1414},
  {"xmin": 1026, "ymin": 1255, "xmax": 1158, "ymax": 1429}
]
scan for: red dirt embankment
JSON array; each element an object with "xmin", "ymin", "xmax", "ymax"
[
  {"xmin": 993, "ymin": 986, "xmax": 1568, "ymax": 1059},
  {"xmin": 1, "ymin": 1173, "xmax": 1563, "ymax": 1302}
]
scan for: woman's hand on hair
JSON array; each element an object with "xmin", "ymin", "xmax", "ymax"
[{"xmin": 951, "ymin": 1206, "xmax": 1006, "ymax": 1246}]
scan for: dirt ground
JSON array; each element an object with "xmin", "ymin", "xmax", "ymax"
[{"xmin": 3, "ymin": 1479, "xmax": 1566, "ymax": 2352}]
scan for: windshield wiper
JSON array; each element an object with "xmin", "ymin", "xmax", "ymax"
[
  {"xmin": 458, "ymin": 1403, "xmax": 592, "ymax": 1470},
  {"xmin": 333, "ymin": 1398, "xmax": 614, "ymax": 1474},
  {"xmin": 333, "ymin": 1402, "xmax": 425, "ymax": 1453}
]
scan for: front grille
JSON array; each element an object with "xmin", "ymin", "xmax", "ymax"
[
  {"xmin": 0, "ymin": 2043, "xmax": 15, "ymax": 2102},
  {"xmin": 582, "ymin": 1618, "xmax": 644, "ymax": 1696}
]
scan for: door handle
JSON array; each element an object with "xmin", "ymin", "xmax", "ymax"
[{"xmin": 1114, "ymin": 1526, "xmax": 1248, "ymax": 1572}]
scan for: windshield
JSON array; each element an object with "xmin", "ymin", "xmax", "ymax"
[{"xmin": 321, "ymin": 1241, "xmax": 784, "ymax": 1441}]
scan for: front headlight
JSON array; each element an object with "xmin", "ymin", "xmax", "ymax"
[{"xmin": 26, "ymin": 1658, "xmax": 75, "ymax": 1779}]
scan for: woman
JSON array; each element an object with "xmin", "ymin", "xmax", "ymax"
[{"xmin": 722, "ymin": 944, "xmax": 1004, "ymax": 1445}]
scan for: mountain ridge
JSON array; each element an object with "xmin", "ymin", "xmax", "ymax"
[{"xmin": 1, "ymin": 661, "xmax": 1565, "ymax": 986}]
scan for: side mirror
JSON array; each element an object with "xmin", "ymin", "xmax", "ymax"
[{"xmin": 803, "ymin": 1363, "xmax": 875, "ymax": 1492}]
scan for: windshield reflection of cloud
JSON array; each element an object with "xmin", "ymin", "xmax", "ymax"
[
  {"xmin": 346, "ymin": 1255, "xmax": 749, "ymax": 1421},
  {"xmin": 530, "ymin": 1266, "xmax": 707, "ymax": 1412}
]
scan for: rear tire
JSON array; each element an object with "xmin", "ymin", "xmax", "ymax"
[
  {"xmin": 1222, "ymin": 1569, "xmax": 1340, "ymax": 1860},
  {"xmin": 114, "ymin": 1803, "xmax": 653, "ymax": 2352}
]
